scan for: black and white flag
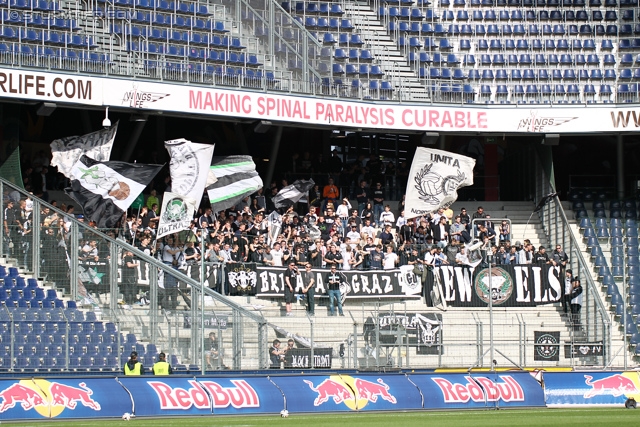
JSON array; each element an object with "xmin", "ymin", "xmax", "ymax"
[
  {"xmin": 50, "ymin": 122, "xmax": 119, "ymax": 178},
  {"xmin": 65, "ymin": 155, "xmax": 162, "ymax": 228},
  {"xmin": 164, "ymin": 138, "xmax": 215, "ymax": 207},
  {"xmin": 273, "ymin": 179, "xmax": 315, "ymax": 209},
  {"xmin": 206, "ymin": 156, "xmax": 263, "ymax": 212},
  {"xmin": 267, "ymin": 210, "xmax": 282, "ymax": 247},
  {"xmin": 156, "ymin": 191, "xmax": 197, "ymax": 239},
  {"xmin": 405, "ymin": 147, "xmax": 475, "ymax": 218}
]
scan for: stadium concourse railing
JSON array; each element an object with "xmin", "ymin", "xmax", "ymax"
[
  {"xmin": 533, "ymin": 153, "xmax": 613, "ymax": 367},
  {"xmin": 0, "ymin": 177, "xmax": 272, "ymax": 373}
]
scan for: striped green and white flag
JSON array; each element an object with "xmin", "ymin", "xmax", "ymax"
[{"xmin": 206, "ymin": 156, "xmax": 263, "ymax": 213}]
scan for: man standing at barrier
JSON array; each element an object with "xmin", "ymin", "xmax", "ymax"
[
  {"xmin": 284, "ymin": 262, "xmax": 297, "ymax": 316},
  {"xmin": 326, "ymin": 265, "xmax": 344, "ymax": 316},
  {"xmin": 571, "ymin": 276, "xmax": 583, "ymax": 331},
  {"xmin": 124, "ymin": 351, "xmax": 144, "ymax": 375},
  {"xmin": 152, "ymin": 352, "xmax": 172, "ymax": 375},
  {"xmin": 301, "ymin": 264, "xmax": 315, "ymax": 316},
  {"xmin": 562, "ymin": 269, "xmax": 574, "ymax": 316}
]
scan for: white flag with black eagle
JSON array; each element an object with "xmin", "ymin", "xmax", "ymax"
[
  {"xmin": 50, "ymin": 122, "xmax": 119, "ymax": 178},
  {"xmin": 156, "ymin": 191, "xmax": 197, "ymax": 239},
  {"xmin": 65, "ymin": 155, "xmax": 163, "ymax": 228},
  {"xmin": 206, "ymin": 156, "xmax": 263, "ymax": 212},
  {"xmin": 405, "ymin": 147, "xmax": 475, "ymax": 218},
  {"xmin": 164, "ymin": 138, "xmax": 215, "ymax": 207},
  {"xmin": 273, "ymin": 179, "xmax": 315, "ymax": 209}
]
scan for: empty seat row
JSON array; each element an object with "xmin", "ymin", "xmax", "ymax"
[
  {"xmin": 327, "ymin": 48, "xmax": 374, "ymax": 61},
  {"xmin": 328, "ymin": 63, "xmax": 385, "ymax": 77},
  {"xmin": 97, "ymin": 0, "xmax": 211, "ymax": 16},
  {"xmin": 407, "ymin": 23, "xmax": 621, "ymax": 37},
  {"xmin": 285, "ymin": 1, "xmax": 345, "ymax": 15},
  {"xmin": 436, "ymin": 0, "xmax": 630, "ymax": 6}
]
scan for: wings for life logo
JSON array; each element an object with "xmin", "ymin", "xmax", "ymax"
[
  {"xmin": 122, "ymin": 84, "xmax": 170, "ymax": 108},
  {"xmin": 0, "ymin": 380, "xmax": 100, "ymax": 417},
  {"xmin": 474, "ymin": 267, "xmax": 513, "ymax": 305},
  {"xmin": 516, "ymin": 110, "xmax": 578, "ymax": 132},
  {"xmin": 303, "ymin": 375, "xmax": 396, "ymax": 410}
]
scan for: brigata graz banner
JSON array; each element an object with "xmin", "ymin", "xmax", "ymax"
[
  {"xmin": 425, "ymin": 264, "xmax": 563, "ymax": 307},
  {"xmin": 255, "ymin": 266, "xmax": 422, "ymax": 299}
]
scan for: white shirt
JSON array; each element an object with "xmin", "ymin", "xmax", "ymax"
[
  {"xmin": 395, "ymin": 215, "xmax": 407, "ymax": 228},
  {"xmin": 341, "ymin": 249, "xmax": 352, "ymax": 270},
  {"xmin": 271, "ymin": 249, "xmax": 283, "ymax": 266},
  {"xmin": 380, "ymin": 211, "xmax": 395, "ymax": 225},
  {"xmin": 383, "ymin": 252, "xmax": 398, "ymax": 270},
  {"xmin": 361, "ymin": 225, "xmax": 375, "ymax": 239},
  {"xmin": 346, "ymin": 231, "xmax": 361, "ymax": 245},
  {"xmin": 456, "ymin": 252, "xmax": 469, "ymax": 265},
  {"xmin": 336, "ymin": 202, "xmax": 351, "ymax": 219}
]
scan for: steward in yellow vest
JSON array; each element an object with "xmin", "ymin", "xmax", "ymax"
[
  {"xmin": 124, "ymin": 351, "xmax": 144, "ymax": 375},
  {"xmin": 152, "ymin": 352, "xmax": 173, "ymax": 375}
]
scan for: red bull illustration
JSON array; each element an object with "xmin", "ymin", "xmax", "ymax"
[
  {"xmin": 584, "ymin": 374, "xmax": 640, "ymax": 398},
  {"xmin": 0, "ymin": 383, "xmax": 46, "ymax": 412},
  {"xmin": 353, "ymin": 378, "xmax": 397, "ymax": 404},
  {"xmin": 49, "ymin": 382, "xmax": 101, "ymax": 410},
  {"xmin": 303, "ymin": 379, "xmax": 354, "ymax": 406},
  {"xmin": 0, "ymin": 380, "xmax": 101, "ymax": 418},
  {"xmin": 303, "ymin": 376, "xmax": 397, "ymax": 410}
]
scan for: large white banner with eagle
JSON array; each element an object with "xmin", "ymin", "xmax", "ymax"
[{"xmin": 405, "ymin": 148, "xmax": 476, "ymax": 218}]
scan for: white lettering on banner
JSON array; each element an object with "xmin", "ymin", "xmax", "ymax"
[
  {"xmin": 432, "ymin": 376, "xmax": 524, "ymax": 403},
  {"xmin": 435, "ymin": 266, "xmax": 473, "ymax": 302},
  {"xmin": 148, "ymin": 380, "xmax": 260, "ymax": 410},
  {"xmin": 514, "ymin": 266, "xmax": 532, "ymax": 303}
]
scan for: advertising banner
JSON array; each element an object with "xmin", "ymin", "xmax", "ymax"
[
  {"xmin": 408, "ymin": 372, "xmax": 546, "ymax": 409},
  {"xmin": 564, "ymin": 342, "xmax": 604, "ymax": 358},
  {"xmin": 273, "ymin": 374, "xmax": 422, "ymax": 412},
  {"xmin": 256, "ymin": 266, "xmax": 422, "ymax": 299},
  {"xmin": 545, "ymin": 372, "xmax": 640, "ymax": 406},
  {"xmin": 0, "ymin": 378, "xmax": 130, "ymax": 419},
  {"xmin": 425, "ymin": 264, "xmax": 563, "ymax": 307},
  {"xmin": 284, "ymin": 348, "xmax": 333, "ymax": 368},
  {"xmin": 120, "ymin": 377, "xmax": 282, "ymax": 416}
]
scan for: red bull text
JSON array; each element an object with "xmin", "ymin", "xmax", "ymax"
[
  {"xmin": 431, "ymin": 376, "xmax": 525, "ymax": 403},
  {"xmin": 148, "ymin": 380, "xmax": 259, "ymax": 410}
]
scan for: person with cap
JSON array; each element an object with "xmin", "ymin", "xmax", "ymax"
[
  {"xmin": 152, "ymin": 352, "xmax": 173, "ymax": 375},
  {"xmin": 124, "ymin": 351, "xmax": 144, "ymax": 375},
  {"xmin": 284, "ymin": 261, "xmax": 297, "ymax": 316}
]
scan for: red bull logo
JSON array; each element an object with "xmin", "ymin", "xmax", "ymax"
[
  {"xmin": 432, "ymin": 376, "xmax": 525, "ymax": 403},
  {"xmin": 583, "ymin": 374, "xmax": 640, "ymax": 398},
  {"xmin": 303, "ymin": 375, "xmax": 396, "ymax": 410},
  {"xmin": 148, "ymin": 379, "xmax": 260, "ymax": 410},
  {"xmin": 0, "ymin": 380, "xmax": 101, "ymax": 417}
]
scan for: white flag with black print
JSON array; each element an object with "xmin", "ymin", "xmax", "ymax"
[
  {"xmin": 65, "ymin": 155, "xmax": 163, "ymax": 228},
  {"xmin": 156, "ymin": 191, "xmax": 197, "ymax": 239},
  {"xmin": 165, "ymin": 138, "xmax": 215, "ymax": 207},
  {"xmin": 267, "ymin": 210, "xmax": 282, "ymax": 247},
  {"xmin": 50, "ymin": 122, "xmax": 119, "ymax": 178},
  {"xmin": 273, "ymin": 179, "xmax": 315, "ymax": 209},
  {"xmin": 405, "ymin": 147, "xmax": 475, "ymax": 218}
]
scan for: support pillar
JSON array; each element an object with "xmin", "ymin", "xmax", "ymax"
[
  {"xmin": 264, "ymin": 126, "xmax": 283, "ymax": 189},
  {"xmin": 484, "ymin": 138, "xmax": 499, "ymax": 201},
  {"xmin": 121, "ymin": 118, "xmax": 147, "ymax": 162},
  {"xmin": 617, "ymin": 134, "xmax": 624, "ymax": 200}
]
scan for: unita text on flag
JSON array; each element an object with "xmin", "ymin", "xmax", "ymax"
[
  {"xmin": 405, "ymin": 147, "xmax": 475, "ymax": 218},
  {"xmin": 206, "ymin": 156, "xmax": 263, "ymax": 212},
  {"xmin": 65, "ymin": 155, "xmax": 163, "ymax": 228}
]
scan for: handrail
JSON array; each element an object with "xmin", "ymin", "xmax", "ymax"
[{"xmin": 0, "ymin": 176, "xmax": 267, "ymax": 324}]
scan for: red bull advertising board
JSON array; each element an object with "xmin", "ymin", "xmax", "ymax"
[
  {"xmin": 272, "ymin": 374, "xmax": 422, "ymax": 412},
  {"xmin": 118, "ymin": 377, "xmax": 283, "ymax": 416},
  {"xmin": 408, "ymin": 372, "xmax": 546, "ymax": 409},
  {"xmin": 545, "ymin": 372, "xmax": 640, "ymax": 407},
  {"xmin": 0, "ymin": 378, "xmax": 131, "ymax": 419}
]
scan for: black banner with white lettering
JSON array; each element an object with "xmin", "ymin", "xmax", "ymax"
[
  {"xmin": 226, "ymin": 263, "xmax": 258, "ymax": 296},
  {"xmin": 534, "ymin": 331, "xmax": 560, "ymax": 361},
  {"xmin": 365, "ymin": 313, "xmax": 443, "ymax": 355},
  {"xmin": 284, "ymin": 348, "xmax": 333, "ymax": 368},
  {"xmin": 425, "ymin": 264, "xmax": 563, "ymax": 307},
  {"xmin": 564, "ymin": 342, "xmax": 604, "ymax": 358},
  {"xmin": 256, "ymin": 265, "xmax": 422, "ymax": 299}
]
